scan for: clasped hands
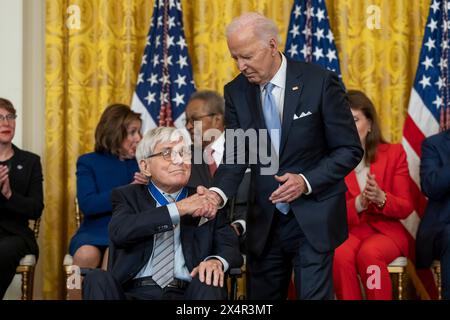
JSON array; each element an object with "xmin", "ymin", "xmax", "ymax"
[
  {"xmin": 176, "ymin": 186, "xmax": 222, "ymax": 219},
  {"xmin": 360, "ymin": 173, "xmax": 386, "ymax": 209},
  {"xmin": 0, "ymin": 165, "xmax": 12, "ymax": 199}
]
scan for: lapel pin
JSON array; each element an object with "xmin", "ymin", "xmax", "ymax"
[
  {"xmin": 17, "ymin": 165, "xmax": 23, "ymax": 170},
  {"xmin": 292, "ymin": 86, "xmax": 299, "ymax": 91}
]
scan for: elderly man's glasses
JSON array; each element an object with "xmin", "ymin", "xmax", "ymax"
[
  {"xmin": 147, "ymin": 147, "xmax": 191, "ymax": 162},
  {"xmin": 184, "ymin": 113, "xmax": 216, "ymax": 125},
  {"xmin": 0, "ymin": 114, "xmax": 17, "ymax": 123}
]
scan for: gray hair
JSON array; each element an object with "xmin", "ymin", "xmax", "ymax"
[
  {"xmin": 226, "ymin": 12, "xmax": 281, "ymax": 45},
  {"xmin": 189, "ymin": 90, "xmax": 224, "ymax": 115},
  {"xmin": 136, "ymin": 126, "xmax": 190, "ymax": 162}
]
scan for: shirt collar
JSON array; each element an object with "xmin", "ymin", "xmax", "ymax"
[
  {"xmin": 260, "ymin": 53, "xmax": 287, "ymax": 91},
  {"xmin": 208, "ymin": 132, "xmax": 225, "ymax": 154}
]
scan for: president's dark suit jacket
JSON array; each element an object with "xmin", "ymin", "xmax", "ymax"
[
  {"xmin": 107, "ymin": 184, "xmax": 243, "ymax": 285},
  {"xmin": 0, "ymin": 145, "xmax": 43, "ymax": 256},
  {"xmin": 212, "ymin": 59, "xmax": 363, "ymax": 256},
  {"xmin": 416, "ymin": 129, "xmax": 450, "ymax": 268}
]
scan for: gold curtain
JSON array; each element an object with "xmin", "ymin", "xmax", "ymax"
[{"xmin": 44, "ymin": 0, "xmax": 430, "ymax": 299}]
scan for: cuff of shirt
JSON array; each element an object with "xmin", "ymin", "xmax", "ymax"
[
  {"xmin": 232, "ymin": 219, "xmax": 246, "ymax": 234},
  {"xmin": 167, "ymin": 203, "xmax": 180, "ymax": 225},
  {"xmin": 299, "ymin": 174, "xmax": 312, "ymax": 195},
  {"xmin": 209, "ymin": 187, "xmax": 227, "ymax": 208},
  {"xmin": 205, "ymin": 255, "xmax": 229, "ymax": 272}
]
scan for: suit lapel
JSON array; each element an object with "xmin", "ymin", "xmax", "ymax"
[
  {"xmin": 246, "ymin": 81, "xmax": 265, "ymax": 130},
  {"xmin": 280, "ymin": 61, "xmax": 303, "ymax": 155}
]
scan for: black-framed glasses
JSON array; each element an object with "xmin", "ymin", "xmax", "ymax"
[
  {"xmin": 184, "ymin": 113, "xmax": 216, "ymax": 125},
  {"xmin": 0, "ymin": 114, "xmax": 17, "ymax": 122},
  {"xmin": 147, "ymin": 147, "xmax": 191, "ymax": 162}
]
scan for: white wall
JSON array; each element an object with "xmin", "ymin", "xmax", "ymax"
[{"xmin": 0, "ymin": 0, "xmax": 23, "ymax": 148}]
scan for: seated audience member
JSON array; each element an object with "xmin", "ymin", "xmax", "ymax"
[
  {"xmin": 82, "ymin": 127, "xmax": 243, "ymax": 300},
  {"xmin": 416, "ymin": 128, "xmax": 450, "ymax": 300},
  {"xmin": 332, "ymin": 90, "xmax": 414, "ymax": 300},
  {"xmin": 185, "ymin": 90, "xmax": 250, "ymax": 249},
  {"xmin": 0, "ymin": 98, "xmax": 44, "ymax": 298},
  {"xmin": 69, "ymin": 104, "xmax": 147, "ymax": 270}
]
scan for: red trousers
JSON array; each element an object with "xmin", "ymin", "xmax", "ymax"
[{"xmin": 333, "ymin": 223, "xmax": 402, "ymax": 300}]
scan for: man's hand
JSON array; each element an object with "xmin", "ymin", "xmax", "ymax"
[
  {"xmin": 131, "ymin": 172, "xmax": 149, "ymax": 185},
  {"xmin": 193, "ymin": 186, "xmax": 221, "ymax": 219},
  {"xmin": 176, "ymin": 193, "xmax": 213, "ymax": 217},
  {"xmin": 269, "ymin": 173, "xmax": 307, "ymax": 203},
  {"xmin": 190, "ymin": 259, "xmax": 224, "ymax": 287}
]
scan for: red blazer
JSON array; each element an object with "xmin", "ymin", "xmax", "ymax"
[{"xmin": 345, "ymin": 143, "xmax": 414, "ymax": 258}]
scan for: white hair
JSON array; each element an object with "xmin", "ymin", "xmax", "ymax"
[
  {"xmin": 226, "ymin": 12, "xmax": 281, "ymax": 45},
  {"xmin": 136, "ymin": 126, "xmax": 190, "ymax": 162}
]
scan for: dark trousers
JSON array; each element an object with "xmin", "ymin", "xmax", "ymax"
[
  {"xmin": 435, "ymin": 224, "xmax": 450, "ymax": 300},
  {"xmin": 0, "ymin": 228, "xmax": 29, "ymax": 298},
  {"xmin": 247, "ymin": 210, "xmax": 334, "ymax": 300},
  {"xmin": 83, "ymin": 269, "xmax": 227, "ymax": 300}
]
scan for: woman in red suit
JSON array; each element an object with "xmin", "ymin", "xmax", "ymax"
[{"xmin": 333, "ymin": 90, "xmax": 414, "ymax": 300}]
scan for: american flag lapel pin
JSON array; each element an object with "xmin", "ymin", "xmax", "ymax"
[{"xmin": 292, "ymin": 86, "xmax": 299, "ymax": 91}]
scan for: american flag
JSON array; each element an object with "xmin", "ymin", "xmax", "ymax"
[
  {"xmin": 284, "ymin": 0, "xmax": 341, "ymax": 76},
  {"xmin": 131, "ymin": 0, "xmax": 195, "ymax": 133},
  {"xmin": 402, "ymin": 0, "xmax": 450, "ymax": 239},
  {"xmin": 402, "ymin": 0, "xmax": 449, "ymax": 299}
]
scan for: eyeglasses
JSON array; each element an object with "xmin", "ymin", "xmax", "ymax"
[
  {"xmin": 184, "ymin": 113, "xmax": 216, "ymax": 125},
  {"xmin": 147, "ymin": 147, "xmax": 191, "ymax": 162},
  {"xmin": 0, "ymin": 114, "xmax": 17, "ymax": 123}
]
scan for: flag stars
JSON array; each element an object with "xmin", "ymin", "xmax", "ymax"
[
  {"xmin": 152, "ymin": 54, "xmax": 160, "ymax": 67},
  {"xmin": 288, "ymin": 44, "xmax": 299, "ymax": 57},
  {"xmin": 419, "ymin": 75, "xmax": 431, "ymax": 89},
  {"xmin": 428, "ymin": 18, "xmax": 438, "ymax": 32},
  {"xmin": 304, "ymin": 6, "xmax": 314, "ymax": 18},
  {"xmin": 168, "ymin": 16, "xmax": 176, "ymax": 29},
  {"xmin": 293, "ymin": 5, "xmax": 302, "ymax": 18},
  {"xmin": 422, "ymin": 56, "xmax": 433, "ymax": 70},
  {"xmin": 433, "ymin": 95, "xmax": 443, "ymax": 109},
  {"xmin": 289, "ymin": 24, "xmax": 300, "ymax": 38},
  {"xmin": 301, "ymin": 44, "xmax": 311, "ymax": 58},
  {"xmin": 155, "ymin": 35, "xmax": 161, "ymax": 48},
  {"xmin": 177, "ymin": 37, "xmax": 187, "ymax": 50},
  {"xmin": 137, "ymin": 73, "xmax": 144, "ymax": 85},
  {"xmin": 436, "ymin": 77, "xmax": 445, "ymax": 89},
  {"xmin": 424, "ymin": 37, "xmax": 436, "ymax": 51},
  {"xmin": 167, "ymin": 35, "xmax": 175, "ymax": 48},
  {"xmin": 144, "ymin": 92, "xmax": 156, "ymax": 106},
  {"xmin": 177, "ymin": 55, "xmax": 188, "ymax": 69},
  {"xmin": 438, "ymin": 57, "xmax": 448, "ymax": 69},
  {"xmin": 174, "ymin": 74, "xmax": 187, "ymax": 88},
  {"xmin": 316, "ymin": 8, "xmax": 326, "ymax": 22},
  {"xmin": 147, "ymin": 73, "xmax": 158, "ymax": 86},
  {"xmin": 326, "ymin": 49, "xmax": 337, "ymax": 62},
  {"xmin": 313, "ymin": 47, "xmax": 324, "ymax": 61},
  {"xmin": 141, "ymin": 54, "xmax": 147, "ymax": 65},
  {"xmin": 430, "ymin": 0, "xmax": 440, "ymax": 14},
  {"xmin": 172, "ymin": 92, "xmax": 185, "ymax": 107},
  {"xmin": 326, "ymin": 29, "xmax": 334, "ymax": 43},
  {"xmin": 314, "ymin": 28, "xmax": 325, "ymax": 41}
]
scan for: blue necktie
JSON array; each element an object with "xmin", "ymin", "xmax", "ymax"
[{"xmin": 262, "ymin": 83, "xmax": 290, "ymax": 215}]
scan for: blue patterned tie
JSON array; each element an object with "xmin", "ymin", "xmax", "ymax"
[{"xmin": 262, "ymin": 82, "xmax": 290, "ymax": 215}]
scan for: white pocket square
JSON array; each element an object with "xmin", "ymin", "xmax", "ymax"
[
  {"xmin": 293, "ymin": 111, "xmax": 312, "ymax": 120},
  {"xmin": 198, "ymin": 217, "xmax": 208, "ymax": 226}
]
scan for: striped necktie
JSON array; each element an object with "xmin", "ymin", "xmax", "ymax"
[{"xmin": 151, "ymin": 195, "xmax": 175, "ymax": 288}]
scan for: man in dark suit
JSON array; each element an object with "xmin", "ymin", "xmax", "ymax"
[
  {"xmin": 83, "ymin": 126, "xmax": 242, "ymax": 300},
  {"xmin": 417, "ymin": 129, "xmax": 450, "ymax": 300},
  {"xmin": 200, "ymin": 13, "xmax": 363, "ymax": 300},
  {"xmin": 0, "ymin": 98, "xmax": 44, "ymax": 298},
  {"xmin": 185, "ymin": 90, "xmax": 249, "ymax": 245}
]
